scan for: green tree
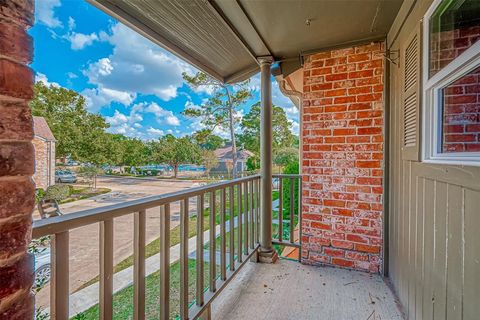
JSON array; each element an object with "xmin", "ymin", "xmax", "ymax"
[
  {"xmin": 239, "ymin": 102, "xmax": 296, "ymax": 155},
  {"xmin": 112, "ymin": 135, "xmax": 149, "ymax": 167},
  {"xmin": 30, "ymin": 82, "xmax": 110, "ymax": 164},
  {"xmin": 201, "ymin": 149, "xmax": 219, "ymax": 176},
  {"xmin": 149, "ymin": 134, "xmax": 202, "ymax": 178},
  {"xmin": 246, "ymin": 155, "xmax": 260, "ymax": 171},
  {"xmin": 282, "ymin": 160, "xmax": 299, "ymax": 230},
  {"xmin": 274, "ymin": 147, "xmax": 299, "ymax": 167},
  {"xmin": 182, "ymin": 72, "xmax": 251, "ymax": 178},
  {"xmin": 193, "ymin": 129, "xmax": 225, "ymax": 150}
]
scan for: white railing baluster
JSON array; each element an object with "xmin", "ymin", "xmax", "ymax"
[
  {"xmin": 290, "ymin": 178, "xmax": 295, "ymax": 243},
  {"xmin": 278, "ymin": 178, "xmax": 283, "ymax": 242},
  {"xmin": 196, "ymin": 194, "xmax": 205, "ymax": 307},
  {"xmin": 237, "ymin": 183, "xmax": 243, "ymax": 262},
  {"xmin": 180, "ymin": 199, "xmax": 189, "ymax": 319},
  {"xmin": 134, "ymin": 210, "xmax": 146, "ymax": 320},
  {"xmin": 229, "ymin": 185, "xmax": 235, "ymax": 270},
  {"xmin": 220, "ymin": 188, "xmax": 227, "ymax": 280},
  {"xmin": 159, "ymin": 204, "xmax": 170, "ymax": 320},
  {"xmin": 100, "ymin": 219, "xmax": 114, "ymax": 320},
  {"xmin": 50, "ymin": 231, "xmax": 69, "ymax": 320},
  {"xmin": 244, "ymin": 182, "xmax": 249, "ymax": 255},
  {"xmin": 209, "ymin": 191, "xmax": 216, "ymax": 292}
]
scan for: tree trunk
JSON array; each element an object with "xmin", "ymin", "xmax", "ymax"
[
  {"xmin": 225, "ymin": 87, "xmax": 238, "ymax": 179},
  {"xmin": 174, "ymin": 164, "xmax": 178, "ymax": 178}
]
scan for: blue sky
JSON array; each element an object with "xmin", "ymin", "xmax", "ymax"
[{"xmin": 31, "ymin": 0, "xmax": 299, "ymax": 140}]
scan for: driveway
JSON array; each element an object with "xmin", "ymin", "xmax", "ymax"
[{"xmin": 35, "ymin": 176, "xmax": 205, "ymax": 308}]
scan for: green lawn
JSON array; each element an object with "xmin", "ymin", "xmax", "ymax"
[
  {"xmin": 72, "ymin": 259, "xmax": 210, "ymax": 320},
  {"xmin": 59, "ymin": 187, "xmax": 111, "ymax": 204},
  {"xmin": 77, "ymin": 189, "xmax": 255, "ymax": 291},
  {"xmin": 77, "ymin": 217, "xmax": 208, "ymax": 291}
]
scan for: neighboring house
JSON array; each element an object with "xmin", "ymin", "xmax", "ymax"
[
  {"xmin": 32, "ymin": 116, "xmax": 56, "ymax": 190},
  {"xmin": 211, "ymin": 144, "xmax": 254, "ymax": 173}
]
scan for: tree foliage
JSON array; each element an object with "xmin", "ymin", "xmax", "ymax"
[
  {"xmin": 30, "ymin": 82, "xmax": 153, "ymax": 167},
  {"xmin": 182, "ymin": 71, "xmax": 251, "ymax": 178},
  {"xmin": 30, "ymin": 82, "xmax": 110, "ymax": 164},
  {"xmin": 149, "ymin": 134, "xmax": 202, "ymax": 178},
  {"xmin": 274, "ymin": 147, "xmax": 299, "ymax": 167},
  {"xmin": 192, "ymin": 129, "xmax": 225, "ymax": 150},
  {"xmin": 239, "ymin": 102, "xmax": 296, "ymax": 155},
  {"xmin": 200, "ymin": 149, "xmax": 219, "ymax": 176}
]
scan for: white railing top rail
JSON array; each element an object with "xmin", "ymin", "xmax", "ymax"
[{"xmin": 33, "ymin": 174, "xmax": 260, "ymax": 238}]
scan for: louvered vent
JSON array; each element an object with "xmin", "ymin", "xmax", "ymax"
[
  {"xmin": 404, "ymin": 34, "xmax": 418, "ymax": 92},
  {"xmin": 404, "ymin": 93, "xmax": 417, "ymax": 147}
]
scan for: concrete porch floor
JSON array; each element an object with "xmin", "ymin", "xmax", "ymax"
[{"xmin": 212, "ymin": 259, "xmax": 404, "ymax": 320}]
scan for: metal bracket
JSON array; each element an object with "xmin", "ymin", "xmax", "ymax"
[{"xmin": 384, "ymin": 49, "xmax": 400, "ymax": 66}]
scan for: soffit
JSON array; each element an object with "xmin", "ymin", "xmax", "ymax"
[{"xmin": 88, "ymin": 0, "xmax": 404, "ymax": 83}]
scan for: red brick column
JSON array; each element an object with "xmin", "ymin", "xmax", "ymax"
[
  {"xmin": 0, "ymin": 1, "xmax": 36, "ymax": 318},
  {"xmin": 301, "ymin": 42, "xmax": 384, "ymax": 273}
]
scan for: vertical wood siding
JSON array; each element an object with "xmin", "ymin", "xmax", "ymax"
[{"xmin": 388, "ymin": 1, "xmax": 480, "ymax": 319}]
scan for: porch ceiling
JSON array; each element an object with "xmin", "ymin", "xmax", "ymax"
[{"xmin": 87, "ymin": 0, "xmax": 403, "ymax": 83}]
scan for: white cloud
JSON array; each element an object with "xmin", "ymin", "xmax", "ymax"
[
  {"xmin": 35, "ymin": 72, "xmax": 59, "ymax": 87},
  {"xmin": 67, "ymin": 72, "xmax": 78, "ymax": 79},
  {"xmin": 36, "ymin": 0, "xmax": 62, "ymax": 28},
  {"xmin": 68, "ymin": 17, "xmax": 76, "ymax": 30},
  {"xmin": 184, "ymin": 100, "xmax": 201, "ymax": 110},
  {"xmin": 144, "ymin": 102, "xmax": 180, "ymax": 126},
  {"xmin": 146, "ymin": 127, "xmax": 164, "ymax": 137},
  {"xmin": 284, "ymin": 105, "xmax": 299, "ymax": 117},
  {"xmin": 104, "ymin": 108, "xmax": 144, "ymax": 138},
  {"xmin": 83, "ymin": 23, "xmax": 194, "ymax": 108},
  {"xmin": 82, "ymin": 87, "xmax": 136, "ymax": 113},
  {"xmin": 105, "ymin": 110, "xmax": 128, "ymax": 126},
  {"xmin": 68, "ymin": 32, "xmax": 99, "ymax": 50},
  {"xmin": 290, "ymin": 120, "xmax": 300, "ymax": 135}
]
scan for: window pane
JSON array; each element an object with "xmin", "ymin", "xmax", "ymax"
[
  {"xmin": 429, "ymin": 0, "xmax": 480, "ymax": 78},
  {"xmin": 442, "ymin": 66, "xmax": 480, "ymax": 153}
]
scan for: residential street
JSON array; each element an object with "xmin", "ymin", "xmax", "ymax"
[{"xmin": 35, "ymin": 176, "xmax": 205, "ymax": 308}]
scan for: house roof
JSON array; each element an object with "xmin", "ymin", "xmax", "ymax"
[
  {"xmin": 87, "ymin": 0, "xmax": 403, "ymax": 83},
  {"xmin": 33, "ymin": 116, "xmax": 56, "ymax": 141},
  {"xmin": 214, "ymin": 145, "xmax": 254, "ymax": 162}
]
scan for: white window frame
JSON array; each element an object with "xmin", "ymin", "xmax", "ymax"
[{"xmin": 422, "ymin": 0, "xmax": 480, "ymax": 166}]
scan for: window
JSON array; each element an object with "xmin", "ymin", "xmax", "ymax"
[{"xmin": 423, "ymin": 0, "xmax": 480, "ymax": 165}]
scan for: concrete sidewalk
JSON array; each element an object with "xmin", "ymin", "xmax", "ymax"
[{"xmin": 63, "ymin": 213, "xmax": 246, "ymax": 317}]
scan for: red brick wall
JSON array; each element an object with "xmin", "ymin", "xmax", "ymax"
[
  {"xmin": 301, "ymin": 42, "xmax": 384, "ymax": 273},
  {"xmin": 442, "ymin": 66, "xmax": 480, "ymax": 153},
  {"xmin": 0, "ymin": 1, "xmax": 35, "ymax": 318},
  {"xmin": 429, "ymin": 26, "xmax": 480, "ymax": 78}
]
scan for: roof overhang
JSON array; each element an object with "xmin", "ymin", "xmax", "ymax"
[{"xmin": 87, "ymin": 0, "xmax": 403, "ymax": 83}]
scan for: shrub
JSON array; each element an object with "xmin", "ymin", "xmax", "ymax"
[
  {"xmin": 45, "ymin": 185, "xmax": 71, "ymax": 201},
  {"xmin": 35, "ymin": 188, "xmax": 45, "ymax": 204},
  {"xmin": 282, "ymin": 160, "xmax": 299, "ymax": 226},
  {"xmin": 246, "ymin": 155, "xmax": 260, "ymax": 171}
]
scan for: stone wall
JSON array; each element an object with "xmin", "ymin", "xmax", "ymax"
[
  {"xmin": 0, "ymin": 0, "xmax": 35, "ymax": 318},
  {"xmin": 301, "ymin": 42, "xmax": 384, "ymax": 273}
]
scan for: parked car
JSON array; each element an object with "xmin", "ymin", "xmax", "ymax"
[
  {"xmin": 34, "ymin": 247, "xmax": 51, "ymax": 288},
  {"xmin": 55, "ymin": 170, "xmax": 77, "ymax": 183},
  {"xmin": 272, "ymin": 177, "xmax": 280, "ymax": 189},
  {"xmin": 66, "ymin": 159, "xmax": 79, "ymax": 166}
]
